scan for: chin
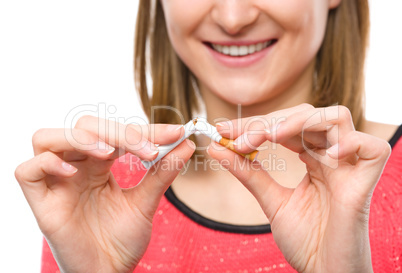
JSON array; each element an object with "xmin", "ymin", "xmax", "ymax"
[
  {"xmin": 213, "ymin": 86, "xmax": 269, "ymax": 106},
  {"xmin": 204, "ymin": 74, "xmax": 275, "ymax": 104}
]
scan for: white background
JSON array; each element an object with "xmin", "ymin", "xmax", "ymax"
[{"xmin": 0, "ymin": 0, "xmax": 401, "ymax": 271}]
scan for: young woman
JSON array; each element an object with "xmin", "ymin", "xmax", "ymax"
[{"xmin": 15, "ymin": 0, "xmax": 402, "ymax": 272}]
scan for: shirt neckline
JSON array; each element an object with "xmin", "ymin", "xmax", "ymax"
[{"xmin": 164, "ymin": 187, "xmax": 272, "ymax": 234}]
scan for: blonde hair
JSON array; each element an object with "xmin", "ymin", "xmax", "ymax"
[{"xmin": 134, "ymin": 0, "xmax": 369, "ymax": 130}]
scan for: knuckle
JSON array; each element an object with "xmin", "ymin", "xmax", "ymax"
[
  {"xmin": 348, "ymin": 131, "xmax": 361, "ymax": 144},
  {"xmin": 14, "ymin": 163, "xmax": 26, "ymax": 183},
  {"xmin": 337, "ymin": 105, "xmax": 352, "ymax": 121},
  {"xmin": 381, "ymin": 141, "xmax": 392, "ymax": 159},
  {"xmin": 300, "ymin": 103, "xmax": 314, "ymax": 110},
  {"xmin": 369, "ymin": 137, "xmax": 392, "ymax": 162},
  {"xmin": 75, "ymin": 115, "xmax": 96, "ymax": 128},
  {"xmin": 32, "ymin": 128, "xmax": 47, "ymax": 147}
]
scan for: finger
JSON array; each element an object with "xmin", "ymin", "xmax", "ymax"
[
  {"xmin": 230, "ymin": 129, "xmax": 324, "ymax": 154},
  {"xmin": 243, "ymin": 106, "xmax": 353, "ymax": 156},
  {"xmin": 74, "ymin": 116, "xmax": 185, "ymax": 160},
  {"xmin": 266, "ymin": 105, "xmax": 355, "ymax": 147},
  {"xmin": 280, "ymin": 135, "xmax": 309, "ymax": 153},
  {"xmin": 215, "ymin": 115, "xmax": 266, "ymax": 140},
  {"xmin": 33, "ymin": 128, "xmax": 116, "ymax": 159},
  {"xmin": 15, "ymin": 152, "xmax": 78, "ymax": 201},
  {"xmin": 218, "ymin": 104, "xmax": 315, "ymax": 153},
  {"xmin": 230, "ymin": 130, "xmax": 315, "ymax": 155},
  {"xmin": 273, "ymin": 132, "xmax": 328, "ymax": 155},
  {"xmin": 327, "ymin": 131, "xmax": 391, "ymax": 168},
  {"xmin": 134, "ymin": 123, "xmax": 186, "ymax": 144},
  {"xmin": 298, "ymin": 149, "xmax": 328, "ymax": 175},
  {"xmin": 216, "ymin": 103, "xmax": 314, "ymax": 139},
  {"xmin": 126, "ymin": 139, "xmax": 196, "ymax": 218},
  {"xmin": 207, "ymin": 141, "xmax": 293, "ymax": 222}
]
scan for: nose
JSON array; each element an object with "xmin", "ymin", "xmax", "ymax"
[{"xmin": 211, "ymin": 0, "xmax": 260, "ymax": 35}]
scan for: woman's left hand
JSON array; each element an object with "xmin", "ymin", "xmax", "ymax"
[{"xmin": 209, "ymin": 103, "xmax": 391, "ymax": 273}]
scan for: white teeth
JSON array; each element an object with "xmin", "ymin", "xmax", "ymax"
[
  {"xmin": 211, "ymin": 40, "xmax": 274, "ymax": 57},
  {"xmin": 229, "ymin": 45, "xmax": 239, "ymax": 56},
  {"xmin": 238, "ymin": 45, "xmax": 247, "ymax": 56},
  {"xmin": 248, "ymin": 44, "xmax": 256, "ymax": 54}
]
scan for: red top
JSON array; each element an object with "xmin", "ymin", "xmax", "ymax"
[{"xmin": 41, "ymin": 127, "xmax": 402, "ymax": 272}]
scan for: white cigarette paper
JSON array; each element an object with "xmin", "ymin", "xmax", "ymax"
[
  {"xmin": 141, "ymin": 120, "xmax": 197, "ymax": 169},
  {"xmin": 193, "ymin": 117, "xmax": 222, "ymax": 142}
]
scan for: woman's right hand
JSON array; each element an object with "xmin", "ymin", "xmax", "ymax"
[{"xmin": 15, "ymin": 116, "xmax": 195, "ymax": 273}]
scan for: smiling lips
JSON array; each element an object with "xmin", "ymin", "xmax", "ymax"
[{"xmin": 209, "ymin": 40, "xmax": 276, "ymax": 57}]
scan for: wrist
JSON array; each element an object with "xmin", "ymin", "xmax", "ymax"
[{"xmin": 306, "ymin": 249, "xmax": 373, "ymax": 273}]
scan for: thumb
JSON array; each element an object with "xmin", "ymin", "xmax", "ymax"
[
  {"xmin": 126, "ymin": 139, "xmax": 196, "ymax": 218},
  {"xmin": 207, "ymin": 142, "xmax": 292, "ymax": 222}
]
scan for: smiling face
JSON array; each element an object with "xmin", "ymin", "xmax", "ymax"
[{"xmin": 160, "ymin": 0, "xmax": 341, "ymax": 106}]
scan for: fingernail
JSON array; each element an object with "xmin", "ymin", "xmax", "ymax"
[
  {"xmin": 216, "ymin": 122, "xmax": 228, "ymax": 128},
  {"xmin": 97, "ymin": 141, "xmax": 115, "ymax": 154},
  {"xmin": 206, "ymin": 145, "xmax": 210, "ymax": 155},
  {"xmin": 143, "ymin": 142, "xmax": 159, "ymax": 156},
  {"xmin": 326, "ymin": 143, "xmax": 339, "ymax": 157},
  {"xmin": 149, "ymin": 150, "xmax": 159, "ymax": 156},
  {"xmin": 62, "ymin": 162, "xmax": 78, "ymax": 173},
  {"xmin": 233, "ymin": 133, "xmax": 247, "ymax": 148},
  {"xmin": 167, "ymin": 124, "xmax": 183, "ymax": 132},
  {"xmin": 264, "ymin": 128, "xmax": 271, "ymax": 135}
]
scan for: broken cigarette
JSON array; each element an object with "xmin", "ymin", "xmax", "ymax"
[
  {"xmin": 140, "ymin": 120, "xmax": 197, "ymax": 169},
  {"xmin": 140, "ymin": 117, "xmax": 259, "ymax": 169},
  {"xmin": 193, "ymin": 117, "xmax": 259, "ymax": 162}
]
